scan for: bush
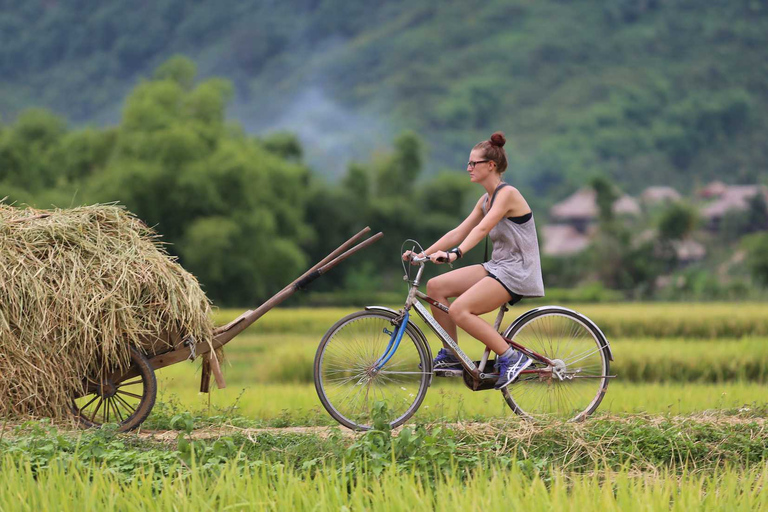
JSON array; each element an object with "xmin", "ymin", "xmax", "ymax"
[{"xmin": 742, "ymin": 233, "xmax": 768, "ymax": 287}]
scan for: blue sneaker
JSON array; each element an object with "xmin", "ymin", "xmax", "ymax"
[
  {"xmin": 432, "ymin": 348, "xmax": 462, "ymax": 369},
  {"xmin": 494, "ymin": 351, "xmax": 532, "ymax": 389}
]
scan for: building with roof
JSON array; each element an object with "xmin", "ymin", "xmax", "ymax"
[
  {"xmin": 613, "ymin": 195, "xmax": 641, "ymax": 216},
  {"xmin": 641, "ymin": 186, "xmax": 681, "ymax": 205},
  {"xmin": 550, "ymin": 188, "xmax": 598, "ymax": 232},
  {"xmin": 550, "ymin": 188, "xmax": 640, "ymax": 233},
  {"xmin": 541, "ymin": 225, "xmax": 592, "ymax": 257},
  {"xmin": 699, "ymin": 184, "xmax": 768, "ymax": 230},
  {"xmin": 672, "ymin": 239, "xmax": 706, "ymax": 264},
  {"xmin": 698, "ymin": 181, "xmax": 728, "ymax": 199}
]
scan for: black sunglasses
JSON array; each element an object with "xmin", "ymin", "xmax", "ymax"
[{"xmin": 467, "ymin": 159, "xmax": 490, "ymax": 169}]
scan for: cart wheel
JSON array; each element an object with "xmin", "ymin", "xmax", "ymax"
[{"xmin": 70, "ymin": 346, "xmax": 157, "ymax": 432}]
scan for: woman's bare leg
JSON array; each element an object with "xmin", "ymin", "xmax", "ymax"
[
  {"xmin": 425, "ymin": 265, "xmax": 489, "ymax": 345},
  {"xmin": 449, "ymin": 277, "xmax": 512, "ymax": 355}
]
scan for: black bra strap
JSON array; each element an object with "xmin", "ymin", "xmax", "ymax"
[{"xmin": 508, "ymin": 211, "xmax": 532, "ymax": 224}]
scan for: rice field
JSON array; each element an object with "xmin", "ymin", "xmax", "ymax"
[
  {"xmin": 3, "ymin": 303, "xmax": 768, "ymax": 511},
  {"xmin": 150, "ymin": 304, "xmax": 768, "ymax": 426},
  {"xmin": 210, "ymin": 302, "xmax": 768, "ymax": 338}
]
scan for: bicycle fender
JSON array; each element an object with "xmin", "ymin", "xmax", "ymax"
[
  {"xmin": 503, "ymin": 306, "xmax": 614, "ymax": 361},
  {"xmin": 364, "ymin": 306, "xmax": 434, "ymax": 385}
]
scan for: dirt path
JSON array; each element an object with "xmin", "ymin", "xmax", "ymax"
[
  {"xmin": 134, "ymin": 412, "xmax": 767, "ymax": 443},
  {"xmin": 2, "ymin": 412, "xmax": 764, "ymax": 443}
]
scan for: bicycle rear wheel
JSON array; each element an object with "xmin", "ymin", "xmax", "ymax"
[
  {"xmin": 500, "ymin": 307, "xmax": 611, "ymax": 422},
  {"xmin": 314, "ymin": 310, "xmax": 431, "ymax": 430}
]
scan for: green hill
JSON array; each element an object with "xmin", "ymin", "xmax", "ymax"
[{"xmin": 1, "ymin": 0, "xmax": 767, "ymax": 191}]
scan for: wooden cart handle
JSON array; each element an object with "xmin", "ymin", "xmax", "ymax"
[
  {"xmin": 152, "ymin": 229, "xmax": 384, "ymax": 383},
  {"xmin": 208, "ymin": 229, "xmax": 383, "ymax": 346},
  {"xmin": 293, "ymin": 226, "xmax": 372, "ymax": 287},
  {"xmin": 294, "ymin": 232, "xmax": 384, "ymax": 290}
]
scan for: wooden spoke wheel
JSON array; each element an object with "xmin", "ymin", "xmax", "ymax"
[{"xmin": 71, "ymin": 346, "xmax": 157, "ymax": 432}]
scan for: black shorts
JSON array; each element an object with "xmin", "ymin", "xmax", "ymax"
[{"xmin": 486, "ymin": 271, "xmax": 523, "ymax": 306}]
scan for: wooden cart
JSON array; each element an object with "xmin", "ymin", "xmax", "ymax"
[{"xmin": 70, "ymin": 228, "xmax": 383, "ymax": 432}]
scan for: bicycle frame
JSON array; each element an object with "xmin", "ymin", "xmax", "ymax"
[{"xmin": 374, "ymin": 259, "xmax": 558, "ymax": 387}]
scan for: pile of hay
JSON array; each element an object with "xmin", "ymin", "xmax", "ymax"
[{"xmin": 0, "ymin": 204, "xmax": 213, "ymax": 418}]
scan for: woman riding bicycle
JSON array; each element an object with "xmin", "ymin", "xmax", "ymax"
[{"xmin": 402, "ymin": 131, "xmax": 544, "ymax": 389}]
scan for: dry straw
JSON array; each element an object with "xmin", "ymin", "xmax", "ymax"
[{"xmin": 0, "ymin": 204, "xmax": 213, "ymax": 418}]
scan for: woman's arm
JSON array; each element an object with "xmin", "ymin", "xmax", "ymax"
[{"xmin": 423, "ymin": 196, "xmax": 485, "ymax": 254}]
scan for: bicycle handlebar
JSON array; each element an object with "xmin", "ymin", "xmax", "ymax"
[{"xmin": 409, "ymin": 254, "xmax": 449, "ymax": 264}]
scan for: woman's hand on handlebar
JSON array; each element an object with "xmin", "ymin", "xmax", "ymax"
[
  {"xmin": 429, "ymin": 251, "xmax": 457, "ymax": 264},
  {"xmin": 402, "ymin": 250, "xmax": 425, "ymax": 265}
]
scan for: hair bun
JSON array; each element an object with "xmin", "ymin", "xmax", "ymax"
[{"xmin": 489, "ymin": 131, "xmax": 506, "ymax": 148}]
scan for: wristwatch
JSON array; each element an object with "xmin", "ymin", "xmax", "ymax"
[{"xmin": 448, "ymin": 247, "xmax": 463, "ymax": 260}]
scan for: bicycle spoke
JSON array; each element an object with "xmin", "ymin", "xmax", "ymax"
[
  {"xmin": 503, "ymin": 311, "xmax": 609, "ymax": 421},
  {"xmin": 377, "ymin": 371, "xmax": 431, "ymax": 375},
  {"xmin": 317, "ymin": 313, "xmax": 429, "ymax": 429}
]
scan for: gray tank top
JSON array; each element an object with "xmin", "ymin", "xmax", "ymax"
[{"xmin": 481, "ymin": 183, "xmax": 545, "ymax": 298}]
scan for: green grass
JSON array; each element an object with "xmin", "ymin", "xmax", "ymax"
[{"xmin": 1, "ymin": 456, "xmax": 765, "ymax": 511}]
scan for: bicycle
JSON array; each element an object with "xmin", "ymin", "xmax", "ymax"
[{"xmin": 314, "ymin": 241, "xmax": 615, "ymax": 430}]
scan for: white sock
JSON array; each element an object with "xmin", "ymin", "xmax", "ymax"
[{"xmin": 501, "ymin": 346, "xmax": 516, "ymax": 360}]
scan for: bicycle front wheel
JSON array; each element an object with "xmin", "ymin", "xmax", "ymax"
[
  {"xmin": 314, "ymin": 311, "xmax": 431, "ymax": 430},
  {"xmin": 500, "ymin": 308, "xmax": 611, "ymax": 422}
]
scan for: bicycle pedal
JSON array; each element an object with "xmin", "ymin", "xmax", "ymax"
[{"xmin": 433, "ymin": 368, "xmax": 463, "ymax": 378}]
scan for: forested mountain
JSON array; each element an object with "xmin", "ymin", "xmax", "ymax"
[{"xmin": 1, "ymin": 0, "xmax": 767, "ymax": 194}]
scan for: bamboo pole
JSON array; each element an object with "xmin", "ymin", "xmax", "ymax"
[
  {"xmin": 212, "ymin": 226, "xmax": 371, "ymax": 336},
  {"xmin": 149, "ymin": 229, "xmax": 383, "ymax": 372},
  {"xmin": 213, "ymin": 231, "xmax": 383, "ymax": 346}
]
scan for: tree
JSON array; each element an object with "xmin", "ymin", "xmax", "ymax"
[
  {"xmin": 742, "ymin": 233, "xmax": 768, "ymax": 287},
  {"xmin": 0, "ymin": 108, "xmax": 66, "ymax": 191},
  {"xmin": 746, "ymin": 193, "xmax": 768, "ymax": 233},
  {"xmin": 657, "ymin": 201, "xmax": 698, "ymax": 240},
  {"xmin": 153, "ymin": 55, "xmax": 196, "ymax": 89},
  {"xmin": 375, "ymin": 132, "xmax": 423, "ymax": 197},
  {"xmin": 81, "ymin": 57, "xmax": 312, "ymax": 305},
  {"xmin": 591, "ymin": 175, "xmax": 619, "ymax": 224}
]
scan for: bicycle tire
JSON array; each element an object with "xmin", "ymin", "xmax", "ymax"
[
  {"xmin": 71, "ymin": 345, "xmax": 157, "ymax": 432},
  {"xmin": 500, "ymin": 307, "xmax": 611, "ymax": 422},
  {"xmin": 314, "ymin": 310, "xmax": 431, "ymax": 430}
]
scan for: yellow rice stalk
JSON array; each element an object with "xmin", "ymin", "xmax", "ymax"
[{"xmin": 0, "ymin": 204, "xmax": 213, "ymax": 418}]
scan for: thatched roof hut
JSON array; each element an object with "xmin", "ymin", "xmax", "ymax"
[
  {"xmin": 550, "ymin": 188, "xmax": 598, "ymax": 222},
  {"xmin": 672, "ymin": 239, "xmax": 706, "ymax": 263},
  {"xmin": 700, "ymin": 185, "xmax": 768, "ymax": 223},
  {"xmin": 550, "ymin": 188, "xmax": 640, "ymax": 228},
  {"xmin": 541, "ymin": 224, "xmax": 592, "ymax": 256},
  {"xmin": 641, "ymin": 186, "xmax": 681, "ymax": 205},
  {"xmin": 698, "ymin": 181, "xmax": 728, "ymax": 199},
  {"xmin": 613, "ymin": 195, "xmax": 641, "ymax": 216}
]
